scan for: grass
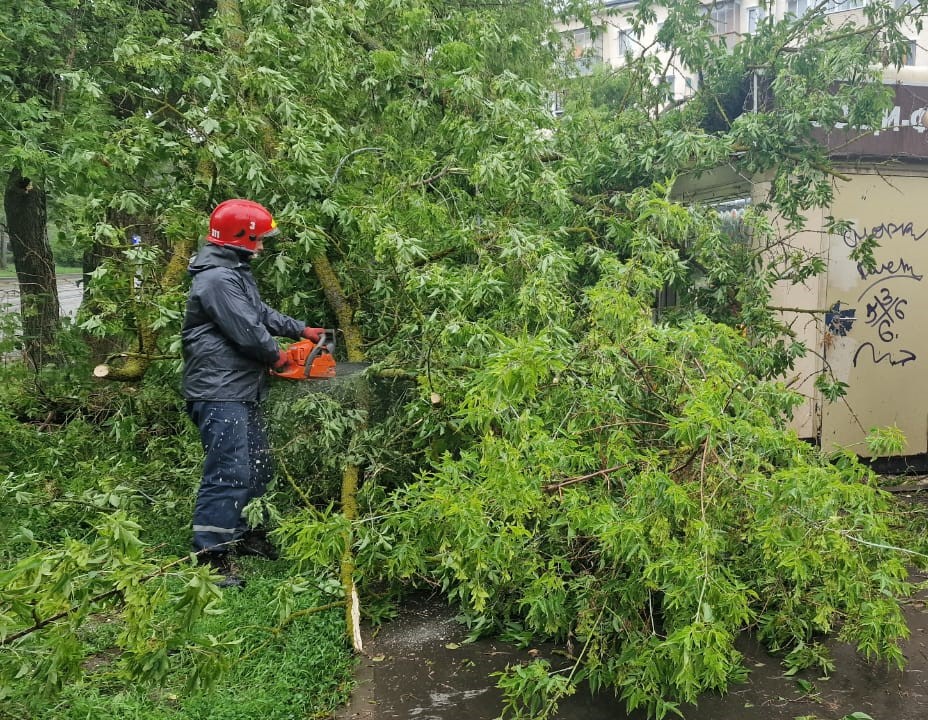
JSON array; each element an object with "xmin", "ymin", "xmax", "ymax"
[
  {"xmin": 18, "ymin": 561, "xmax": 356, "ymax": 720},
  {"xmin": 0, "ymin": 364, "xmax": 357, "ymax": 720},
  {"xmin": 2, "ymin": 485, "xmax": 357, "ymax": 720},
  {"xmin": 0, "ymin": 266, "xmax": 82, "ymax": 278}
]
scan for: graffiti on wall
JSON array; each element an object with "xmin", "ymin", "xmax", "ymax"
[{"xmin": 835, "ymin": 222, "xmax": 925, "ymax": 368}]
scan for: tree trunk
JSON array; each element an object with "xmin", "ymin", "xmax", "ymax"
[
  {"xmin": 4, "ymin": 168, "xmax": 59, "ymax": 368},
  {"xmin": 312, "ymin": 251, "xmax": 367, "ymax": 652},
  {"xmin": 91, "ymin": 232, "xmax": 195, "ymax": 381},
  {"xmin": 80, "ymin": 210, "xmax": 163, "ymax": 364}
]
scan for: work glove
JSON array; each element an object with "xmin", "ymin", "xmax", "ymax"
[
  {"xmin": 272, "ymin": 350, "xmax": 294, "ymax": 374},
  {"xmin": 302, "ymin": 327, "xmax": 325, "ymax": 342}
]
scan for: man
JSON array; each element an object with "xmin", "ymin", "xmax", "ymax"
[{"xmin": 181, "ymin": 198, "xmax": 323, "ymax": 587}]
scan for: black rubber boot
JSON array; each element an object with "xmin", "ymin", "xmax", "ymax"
[
  {"xmin": 197, "ymin": 551, "xmax": 246, "ymax": 588},
  {"xmin": 234, "ymin": 529, "xmax": 279, "ymax": 560}
]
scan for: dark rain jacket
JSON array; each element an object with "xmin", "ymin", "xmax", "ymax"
[{"xmin": 181, "ymin": 244, "xmax": 305, "ymax": 402}]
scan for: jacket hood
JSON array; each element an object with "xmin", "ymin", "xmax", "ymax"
[{"xmin": 188, "ymin": 243, "xmax": 252, "ymax": 275}]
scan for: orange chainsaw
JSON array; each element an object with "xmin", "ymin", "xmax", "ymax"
[{"xmin": 273, "ymin": 329, "xmax": 338, "ymax": 380}]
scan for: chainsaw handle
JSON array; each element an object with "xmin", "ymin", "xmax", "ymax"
[{"xmin": 303, "ymin": 330, "xmax": 335, "ymax": 378}]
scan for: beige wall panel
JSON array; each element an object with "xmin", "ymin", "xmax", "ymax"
[
  {"xmin": 768, "ymin": 208, "xmax": 826, "ymax": 441},
  {"xmin": 822, "ymin": 173, "xmax": 928, "ymax": 456}
]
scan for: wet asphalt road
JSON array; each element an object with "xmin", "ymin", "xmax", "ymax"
[
  {"xmin": 0, "ymin": 274, "xmax": 83, "ymax": 317},
  {"xmin": 338, "ymin": 587, "xmax": 928, "ymax": 720}
]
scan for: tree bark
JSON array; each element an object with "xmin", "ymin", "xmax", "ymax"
[
  {"xmin": 4, "ymin": 168, "xmax": 59, "ymax": 368},
  {"xmin": 313, "ymin": 251, "xmax": 366, "ymax": 652}
]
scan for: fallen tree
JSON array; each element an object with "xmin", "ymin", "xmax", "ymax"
[{"xmin": 3, "ymin": 0, "xmax": 927, "ymax": 717}]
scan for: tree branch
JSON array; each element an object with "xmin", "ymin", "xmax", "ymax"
[
  {"xmin": 2, "ymin": 551, "xmax": 212, "ymax": 646},
  {"xmin": 543, "ymin": 464, "xmax": 629, "ymax": 493},
  {"xmin": 409, "ymin": 166, "xmax": 469, "ymax": 189}
]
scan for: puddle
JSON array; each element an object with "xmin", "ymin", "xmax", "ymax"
[
  {"xmin": 338, "ymin": 596, "xmax": 533, "ymax": 720},
  {"xmin": 338, "ymin": 591, "xmax": 928, "ymax": 720}
]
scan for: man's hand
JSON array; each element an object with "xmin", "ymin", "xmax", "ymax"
[
  {"xmin": 272, "ymin": 350, "xmax": 294, "ymax": 374},
  {"xmin": 302, "ymin": 327, "xmax": 325, "ymax": 342}
]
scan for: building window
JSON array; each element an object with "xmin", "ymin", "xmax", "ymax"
[
  {"xmin": 746, "ymin": 6, "xmax": 765, "ymax": 33},
  {"xmin": 905, "ymin": 39, "xmax": 917, "ymax": 66},
  {"xmin": 789, "ymin": 0, "xmax": 865, "ymax": 14},
  {"xmin": 709, "ymin": 1, "xmax": 741, "ymax": 36},
  {"xmin": 566, "ymin": 27, "xmax": 603, "ymax": 76},
  {"xmin": 617, "ymin": 29, "xmax": 636, "ymax": 57},
  {"xmin": 713, "ymin": 196, "xmax": 753, "ymax": 244},
  {"xmin": 825, "ymin": 0, "xmax": 865, "ymax": 11}
]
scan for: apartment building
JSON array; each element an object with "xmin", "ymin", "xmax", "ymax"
[
  {"xmin": 561, "ymin": 2, "xmax": 928, "ymax": 462},
  {"xmin": 564, "ymin": 1, "xmax": 928, "ymax": 99}
]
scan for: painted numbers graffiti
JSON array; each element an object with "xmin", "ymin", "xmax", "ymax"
[
  {"xmin": 864, "ymin": 287, "xmax": 907, "ymax": 342},
  {"xmin": 851, "ymin": 279, "xmax": 918, "ymax": 367}
]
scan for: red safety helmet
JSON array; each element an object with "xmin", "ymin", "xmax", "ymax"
[{"xmin": 207, "ymin": 199, "xmax": 279, "ymax": 253}]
